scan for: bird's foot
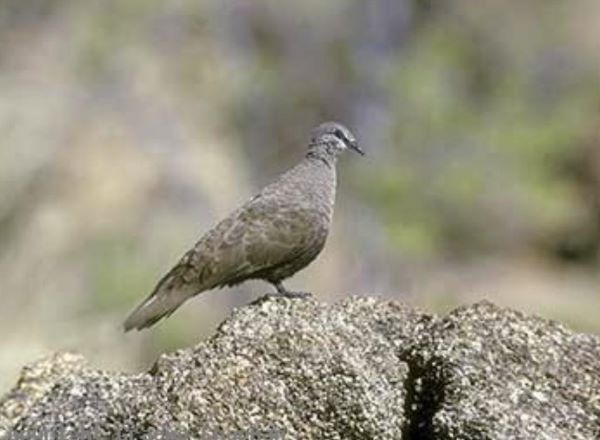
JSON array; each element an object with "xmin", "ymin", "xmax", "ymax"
[
  {"xmin": 274, "ymin": 290, "xmax": 312, "ymax": 299},
  {"xmin": 272, "ymin": 282, "xmax": 312, "ymax": 299},
  {"xmin": 248, "ymin": 290, "xmax": 312, "ymax": 307}
]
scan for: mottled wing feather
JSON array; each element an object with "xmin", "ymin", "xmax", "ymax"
[{"xmin": 178, "ymin": 194, "xmax": 324, "ymax": 291}]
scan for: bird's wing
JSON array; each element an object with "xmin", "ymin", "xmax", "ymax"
[{"xmin": 189, "ymin": 193, "xmax": 323, "ymax": 288}]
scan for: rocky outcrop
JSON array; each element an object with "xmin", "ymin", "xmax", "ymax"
[{"xmin": 1, "ymin": 296, "xmax": 599, "ymax": 439}]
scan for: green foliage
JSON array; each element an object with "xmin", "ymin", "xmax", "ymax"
[{"xmin": 367, "ymin": 11, "xmax": 600, "ymax": 259}]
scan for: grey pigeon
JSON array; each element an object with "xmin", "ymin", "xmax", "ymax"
[{"xmin": 124, "ymin": 122, "xmax": 363, "ymax": 331}]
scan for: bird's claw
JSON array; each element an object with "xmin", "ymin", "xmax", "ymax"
[{"xmin": 275, "ymin": 290, "xmax": 312, "ymax": 299}]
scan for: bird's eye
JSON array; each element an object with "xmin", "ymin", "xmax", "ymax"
[{"xmin": 334, "ymin": 129, "xmax": 345, "ymax": 141}]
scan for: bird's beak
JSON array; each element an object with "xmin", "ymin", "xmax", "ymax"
[{"xmin": 349, "ymin": 140, "xmax": 365, "ymax": 156}]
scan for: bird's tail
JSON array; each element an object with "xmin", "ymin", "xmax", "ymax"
[{"xmin": 123, "ymin": 268, "xmax": 196, "ymax": 332}]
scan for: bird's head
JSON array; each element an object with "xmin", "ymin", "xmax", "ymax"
[{"xmin": 307, "ymin": 121, "xmax": 364, "ymax": 160}]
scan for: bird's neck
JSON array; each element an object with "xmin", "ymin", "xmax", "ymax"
[
  {"xmin": 297, "ymin": 147, "xmax": 337, "ymax": 222},
  {"xmin": 305, "ymin": 143, "xmax": 337, "ymax": 168}
]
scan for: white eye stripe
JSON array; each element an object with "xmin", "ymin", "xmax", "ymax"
[{"xmin": 333, "ymin": 129, "xmax": 351, "ymax": 147}]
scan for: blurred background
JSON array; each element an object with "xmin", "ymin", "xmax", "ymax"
[{"xmin": 1, "ymin": 0, "xmax": 600, "ymax": 391}]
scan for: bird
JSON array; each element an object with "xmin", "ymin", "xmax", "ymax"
[{"xmin": 124, "ymin": 121, "xmax": 364, "ymax": 331}]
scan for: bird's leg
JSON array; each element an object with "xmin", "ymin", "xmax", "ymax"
[{"xmin": 273, "ymin": 281, "xmax": 312, "ymax": 299}]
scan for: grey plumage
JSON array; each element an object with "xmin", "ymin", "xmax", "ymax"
[{"xmin": 124, "ymin": 121, "xmax": 363, "ymax": 331}]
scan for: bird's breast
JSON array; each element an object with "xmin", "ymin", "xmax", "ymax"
[{"xmin": 273, "ymin": 158, "xmax": 337, "ymax": 231}]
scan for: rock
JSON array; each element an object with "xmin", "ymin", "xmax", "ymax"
[
  {"xmin": 1, "ymin": 297, "xmax": 599, "ymax": 439},
  {"xmin": 0, "ymin": 352, "xmax": 87, "ymax": 435},
  {"xmin": 405, "ymin": 302, "xmax": 600, "ymax": 439}
]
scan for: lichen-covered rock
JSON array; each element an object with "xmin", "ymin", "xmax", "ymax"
[
  {"xmin": 1, "ymin": 297, "xmax": 599, "ymax": 439},
  {"xmin": 0, "ymin": 352, "xmax": 87, "ymax": 436},
  {"xmin": 151, "ymin": 296, "xmax": 428, "ymax": 438},
  {"xmin": 3, "ymin": 297, "xmax": 430, "ymax": 439},
  {"xmin": 406, "ymin": 301, "xmax": 600, "ymax": 440}
]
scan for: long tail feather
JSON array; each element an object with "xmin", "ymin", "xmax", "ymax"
[{"xmin": 123, "ymin": 267, "xmax": 196, "ymax": 332}]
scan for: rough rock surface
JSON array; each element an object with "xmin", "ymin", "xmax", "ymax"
[
  {"xmin": 1, "ymin": 296, "xmax": 599, "ymax": 439},
  {"xmin": 405, "ymin": 303, "xmax": 600, "ymax": 440}
]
